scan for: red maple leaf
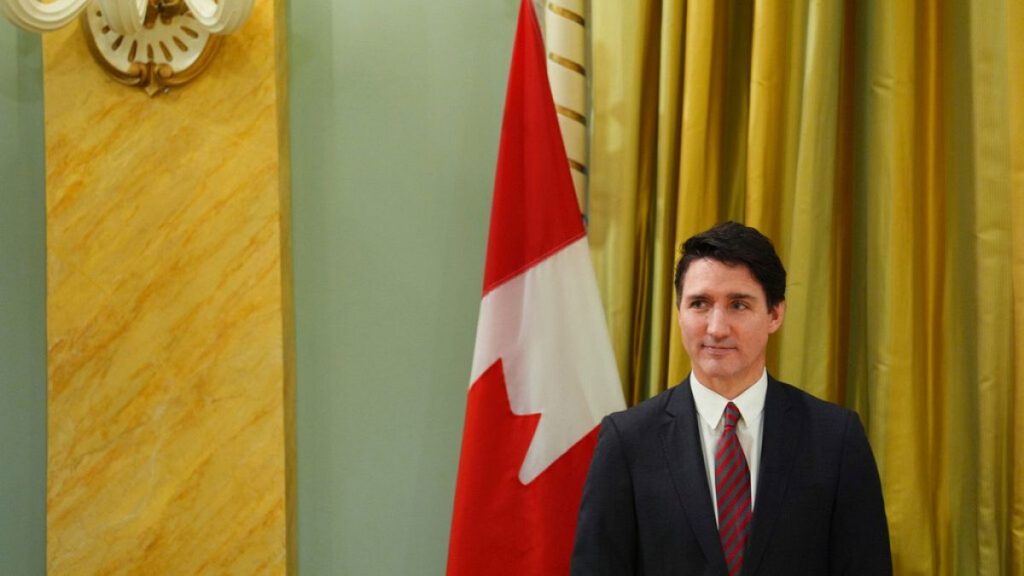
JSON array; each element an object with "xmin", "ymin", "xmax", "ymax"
[{"xmin": 447, "ymin": 360, "xmax": 599, "ymax": 575}]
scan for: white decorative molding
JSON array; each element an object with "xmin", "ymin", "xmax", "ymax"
[
  {"xmin": 182, "ymin": 0, "xmax": 250, "ymax": 34},
  {"xmin": 82, "ymin": 2, "xmax": 220, "ymax": 96},
  {"xmin": 96, "ymin": 0, "xmax": 146, "ymax": 34},
  {"xmin": 0, "ymin": 0, "xmax": 92, "ymax": 32},
  {"xmin": 1, "ymin": 0, "xmax": 254, "ymax": 96}
]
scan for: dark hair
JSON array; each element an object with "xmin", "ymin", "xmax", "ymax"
[{"xmin": 674, "ymin": 221, "xmax": 786, "ymax": 309}]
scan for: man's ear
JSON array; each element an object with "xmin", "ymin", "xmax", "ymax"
[{"xmin": 767, "ymin": 300, "xmax": 785, "ymax": 334}]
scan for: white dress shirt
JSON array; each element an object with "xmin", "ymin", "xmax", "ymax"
[{"xmin": 689, "ymin": 369, "xmax": 767, "ymax": 527}]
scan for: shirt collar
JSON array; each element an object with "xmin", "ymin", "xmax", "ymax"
[{"xmin": 690, "ymin": 369, "xmax": 768, "ymax": 429}]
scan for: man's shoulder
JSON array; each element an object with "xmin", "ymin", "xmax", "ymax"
[
  {"xmin": 773, "ymin": 377, "xmax": 846, "ymax": 408},
  {"xmin": 603, "ymin": 381, "xmax": 689, "ymax": 432},
  {"xmin": 771, "ymin": 377, "xmax": 860, "ymax": 430}
]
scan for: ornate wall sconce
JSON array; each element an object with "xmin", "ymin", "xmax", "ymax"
[{"xmin": 1, "ymin": 0, "xmax": 253, "ymax": 96}]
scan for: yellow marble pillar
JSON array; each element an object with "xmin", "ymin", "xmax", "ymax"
[{"xmin": 43, "ymin": 1, "xmax": 294, "ymax": 573}]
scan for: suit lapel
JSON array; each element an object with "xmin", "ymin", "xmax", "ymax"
[
  {"xmin": 660, "ymin": 378, "xmax": 729, "ymax": 574},
  {"xmin": 741, "ymin": 377, "xmax": 800, "ymax": 576}
]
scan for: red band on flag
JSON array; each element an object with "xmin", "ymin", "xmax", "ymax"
[
  {"xmin": 482, "ymin": 0, "xmax": 585, "ymax": 296},
  {"xmin": 447, "ymin": 361, "xmax": 598, "ymax": 576}
]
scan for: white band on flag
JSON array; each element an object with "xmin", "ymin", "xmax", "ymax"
[{"xmin": 470, "ymin": 237, "xmax": 624, "ymax": 484}]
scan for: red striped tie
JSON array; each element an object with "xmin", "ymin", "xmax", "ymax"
[{"xmin": 716, "ymin": 402, "xmax": 751, "ymax": 576}]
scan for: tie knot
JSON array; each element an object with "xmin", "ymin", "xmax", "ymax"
[{"xmin": 723, "ymin": 402, "xmax": 741, "ymax": 429}]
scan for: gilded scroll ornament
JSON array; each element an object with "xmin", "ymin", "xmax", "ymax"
[{"xmin": 82, "ymin": 1, "xmax": 221, "ymax": 96}]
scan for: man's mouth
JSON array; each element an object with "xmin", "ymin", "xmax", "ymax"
[{"xmin": 702, "ymin": 344, "xmax": 735, "ymax": 354}]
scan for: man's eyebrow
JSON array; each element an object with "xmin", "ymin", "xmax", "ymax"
[{"xmin": 684, "ymin": 291, "xmax": 759, "ymax": 301}]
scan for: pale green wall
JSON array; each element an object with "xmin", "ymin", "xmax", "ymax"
[
  {"xmin": 289, "ymin": 1, "xmax": 518, "ymax": 572},
  {"xmin": 0, "ymin": 25, "xmax": 46, "ymax": 576}
]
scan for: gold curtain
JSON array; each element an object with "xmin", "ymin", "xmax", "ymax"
[{"xmin": 588, "ymin": 1, "xmax": 1024, "ymax": 573}]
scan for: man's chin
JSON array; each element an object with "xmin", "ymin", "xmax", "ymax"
[{"xmin": 694, "ymin": 362, "xmax": 743, "ymax": 384}]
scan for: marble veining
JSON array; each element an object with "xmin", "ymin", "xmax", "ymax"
[{"xmin": 44, "ymin": 1, "xmax": 292, "ymax": 573}]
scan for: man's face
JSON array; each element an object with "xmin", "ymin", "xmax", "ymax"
[{"xmin": 677, "ymin": 258, "xmax": 785, "ymax": 397}]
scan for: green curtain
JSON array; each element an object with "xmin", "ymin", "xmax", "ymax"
[{"xmin": 587, "ymin": 1, "xmax": 1024, "ymax": 573}]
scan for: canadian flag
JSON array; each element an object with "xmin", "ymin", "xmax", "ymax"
[{"xmin": 445, "ymin": 1, "xmax": 625, "ymax": 574}]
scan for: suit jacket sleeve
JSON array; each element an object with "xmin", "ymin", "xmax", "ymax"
[
  {"xmin": 570, "ymin": 415, "xmax": 637, "ymax": 575},
  {"xmin": 829, "ymin": 411, "xmax": 892, "ymax": 575}
]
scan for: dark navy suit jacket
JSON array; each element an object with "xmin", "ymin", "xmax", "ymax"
[{"xmin": 571, "ymin": 376, "xmax": 892, "ymax": 575}]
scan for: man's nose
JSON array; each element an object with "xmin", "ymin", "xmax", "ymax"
[{"xmin": 707, "ymin": 307, "xmax": 728, "ymax": 337}]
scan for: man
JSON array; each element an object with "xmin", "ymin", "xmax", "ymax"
[{"xmin": 571, "ymin": 221, "xmax": 891, "ymax": 575}]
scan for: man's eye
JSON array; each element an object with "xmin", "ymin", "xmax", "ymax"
[
  {"xmin": 732, "ymin": 302, "xmax": 749, "ymax": 310},
  {"xmin": 689, "ymin": 301, "xmax": 706, "ymax": 309}
]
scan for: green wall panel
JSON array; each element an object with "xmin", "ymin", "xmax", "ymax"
[
  {"xmin": 0, "ymin": 24, "xmax": 47, "ymax": 576},
  {"xmin": 289, "ymin": 1, "xmax": 519, "ymax": 573}
]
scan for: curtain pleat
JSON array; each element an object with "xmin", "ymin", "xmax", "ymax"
[{"xmin": 1008, "ymin": 2, "xmax": 1024, "ymax": 573}]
